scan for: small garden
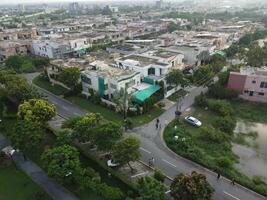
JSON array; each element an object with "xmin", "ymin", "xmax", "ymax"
[{"xmin": 33, "ymin": 75, "xmax": 68, "ymax": 96}]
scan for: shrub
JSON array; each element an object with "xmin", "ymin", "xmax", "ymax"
[
  {"xmin": 216, "ymin": 156, "xmax": 233, "ymax": 169},
  {"xmin": 209, "ymin": 84, "xmax": 239, "ymax": 99},
  {"xmin": 0, "ymin": 151, "xmax": 11, "ymax": 167},
  {"xmin": 154, "ymin": 168, "xmax": 165, "ymax": 183},
  {"xmin": 215, "ymin": 116, "xmax": 236, "ymax": 134},
  {"xmin": 195, "ymin": 93, "xmax": 208, "ymax": 107},
  {"xmin": 199, "ymin": 125, "xmax": 227, "ymax": 143},
  {"xmin": 208, "ymin": 99, "xmax": 233, "ymax": 117},
  {"xmin": 157, "ymin": 102, "xmax": 165, "ymax": 109}
]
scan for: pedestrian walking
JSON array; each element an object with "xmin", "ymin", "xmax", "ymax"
[
  {"xmin": 217, "ymin": 173, "xmax": 221, "ymax": 180},
  {"xmin": 23, "ymin": 153, "xmax": 27, "ymax": 161},
  {"xmin": 156, "ymin": 123, "xmax": 158, "ymax": 129},
  {"xmin": 151, "ymin": 157, "xmax": 155, "ymax": 166},
  {"xmin": 156, "ymin": 118, "xmax": 160, "ymax": 124},
  {"xmin": 148, "ymin": 158, "xmax": 152, "ymax": 167},
  {"xmin": 231, "ymin": 179, "xmax": 235, "ymax": 185}
]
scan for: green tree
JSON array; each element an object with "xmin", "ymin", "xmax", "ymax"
[
  {"xmin": 9, "ymin": 120, "xmax": 43, "ymax": 152},
  {"xmin": 246, "ymin": 44, "xmax": 265, "ymax": 67},
  {"xmin": 113, "ymin": 136, "xmax": 141, "ymax": 171},
  {"xmin": 56, "ymin": 129, "xmax": 74, "ymax": 146},
  {"xmin": 17, "ymin": 99, "xmax": 56, "ymax": 122},
  {"xmin": 154, "ymin": 168, "xmax": 165, "ymax": 183},
  {"xmin": 193, "ymin": 65, "xmax": 214, "ymax": 85},
  {"xmin": 166, "ymin": 69, "xmax": 189, "ymax": 89},
  {"xmin": 170, "ymin": 171, "xmax": 214, "ymax": 200},
  {"xmin": 5, "ymin": 55, "xmax": 23, "ymax": 71},
  {"xmin": 215, "ymin": 116, "xmax": 236, "ymax": 134},
  {"xmin": 32, "ymin": 57, "xmax": 50, "ymax": 68},
  {"xmin": 4, "ymin": 75, "xmax": 39, "ymax": 104},
  {"xmin": 41, "ymin": 145, "xmax": 83, "ymax": 184},
  {"xmin": 167, "ymin": 22, "xmax": 179, "ymax": 33},
  {"xmin": 72, "ymin": 113, "xmax": 101, "ymax": 142},
  {"xmin": 58, "ymin": 67, "xmax": 80, "ymax": 90},
  {"xmin": 94, "ymin": 122, "xmax": 122, "ymax": 151},
  {"xmin": 136, "ymin": 176, "xmax": 166, "ymax": 200}
]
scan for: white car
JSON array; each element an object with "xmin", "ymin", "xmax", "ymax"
[{"xmin": 184, "ymin": 116, "xmax": 202, "ymax": 127}]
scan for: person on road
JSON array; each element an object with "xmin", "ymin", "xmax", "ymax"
[
  {"xmin": 231, "ymin": 179, "xmax": 235, "ymax": 185},
  {"xmin": 217, "ymin": 173, "xmax": 221, "ymax": 180}
]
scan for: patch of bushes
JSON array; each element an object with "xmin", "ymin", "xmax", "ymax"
[
  {"xmin": 207, "ymin": 99, "xmax": 233, "ymax": 117},
  {"xmin": 208, "ymin": 83, "xmax": 239, "ymax": 99},
  {"xmin": 214, "ymin": 116, "xmax": 236, "ymax": 134},
  {"xmin": 154, "ymin": 168, "xmax": 165, "ymax": 183},
  {"xmin": 5, "ymin": 55, "xmax": 49, "ymax": 73}
]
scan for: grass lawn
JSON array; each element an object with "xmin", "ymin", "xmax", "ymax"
[
  {"xmin": 66, "ymin": 96, "xmax": 164, "ymax": 128},
  {"xmin": 66, "ymin": 96, "xmax": 123, "ymax": 125},
  {"xmin": 32, "ymin": 75, "xmax": 68, "ymax": 96},
  {"xmin": 167, "ymin": 89, "xmax": 188, "ymax": 102},
  {"xmin": 230, "ymin": 99, "xmax": 267, "ymax": 124},
  {"xmin": 0, "ymin": 163, "xmax": 51, "ymax": 200},
  {"xmin": 130, "ymin": 107, "xmax": 164, "ymax": 127}
]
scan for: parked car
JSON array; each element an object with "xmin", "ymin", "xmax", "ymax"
[{"xmin": 184, "ymin": 116, "xmax": 202, "ymax": 127}]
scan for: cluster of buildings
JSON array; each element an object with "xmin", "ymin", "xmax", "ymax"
[{"xmin": 0, "ymin": 3, "xmax": 265, "ymax": 106}]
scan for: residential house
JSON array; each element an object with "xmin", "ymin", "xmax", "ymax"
[{"xmin": 227, "ymin": 67, "xmax": 267, "ymax": 103}]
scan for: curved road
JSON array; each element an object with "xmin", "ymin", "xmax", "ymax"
[{"xmin": 25, "ymin": 73, "xmax": 267, "ymax": 200}]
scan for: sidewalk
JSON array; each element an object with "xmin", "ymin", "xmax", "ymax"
[{"xmin": 0, "ymin": 133, "xmax": 79, "ymax": 200}]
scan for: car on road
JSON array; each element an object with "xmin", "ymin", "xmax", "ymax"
[{"xmin": 184, "ymin": 116, "xmax": 202, "ymax": 127}]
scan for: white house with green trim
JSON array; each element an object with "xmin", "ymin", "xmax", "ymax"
[{"xmin": 81, "ymin": 61, "xmax": 141, "ymax": 100}]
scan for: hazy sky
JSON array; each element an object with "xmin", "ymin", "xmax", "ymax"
[{"xmin": 0, "ymin": 0, "xmax": 137, "ymax": 5}]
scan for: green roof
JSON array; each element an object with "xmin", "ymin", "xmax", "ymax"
[
  {"xmin": 133, "ymin": 85, "xmax": 161, "ymax": 104},
  {"xmin": 216, "ymin": 50, "xmax": 226, "ymax": 57}
]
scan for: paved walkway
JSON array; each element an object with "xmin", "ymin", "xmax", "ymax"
[{"xmin": 0, "ymin": 133, "xmax": 79, "ymax": 200}]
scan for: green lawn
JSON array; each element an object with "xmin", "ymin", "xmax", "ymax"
[
  {"xmin": 66, "ymin": 96, "xmax": 123, "ymax": 125},
  {"xmin": 130, "ymin": 107, "xmax": 164, "ymax": 127},
  {"xmin": 66, "ymin": 96, "xmax": 164, "ymax": 128},
  {"xmin": 167, "ymin": 89, "xmax": 188, "ymax": 102},
  {"xmin": 230, "ymin": 99, "xmax": 267, "ymax": 124},
  {"xmin": 0, "ymin": 162, "xmax": 51, "ymax": 200},
  {"xmin": 32, "ymin": 75, "xmax": 68, "ymax": 96}
]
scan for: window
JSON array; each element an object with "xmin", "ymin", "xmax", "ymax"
[
  {"xmin": 258, "ymin": 92, "xmax": 265, "ymax": 96},
  {"xmin": 148, "ymin": 68, "xmax": 155, "ymax": 75},
  {"xmin": 244, "ymin": 90, "xmax": 249, "ymax": 93},
  {"xmin": 260, "ymin": 82, "xmax": 267, "ymax": 88},
  {"xmin": 81, "ymin": 75, "xmax": 91, "ymax": 85},
  {"xmin": 252, "ymin": 80, "xmax": 256, "ymax": 84}
]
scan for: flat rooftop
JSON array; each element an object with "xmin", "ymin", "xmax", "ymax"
[
  {"xmin": 119, "ymin": 54, "xmax": 168, "ymax": 67},
  {"xmin": 83, "ymin": 60, "xmax": 139, "ymax": 80}
]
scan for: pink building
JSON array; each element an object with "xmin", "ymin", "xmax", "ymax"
[{"xmin": 227, "ymin": 67, "xmax": 267, "ymax": 103}]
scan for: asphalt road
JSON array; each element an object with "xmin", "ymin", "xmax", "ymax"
[{"xmin": 25, "ymin": 73, "xmax": 266, "ymax": 200}]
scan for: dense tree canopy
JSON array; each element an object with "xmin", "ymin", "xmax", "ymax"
[
  {"xmin": 136, "ymin": 176, "xmax": 166, "ymax": 200},
  {"xmin": 94, "ymin": 122, "xmax": 122, "ymax": 151},
  {"xmin": 166, "ymin": 69, "xmax": 189, "ymax": 88},
  {"xmin": 58, "ymin": 67, "xmax": 80, "ymax": 90},
  {"xmin": 170, "ymin": 171, "xmax": 214, "ymax": 200},
  {"xmin": 72, "ymin": 113, "xmax": 101, "ymax": 142},
  {"xmin": 0, "ymin": 70, "xmax": 39, "ymax": 103},
  {"xmin": 113, "ymin": 136, "xmax": 141, "ymax": 171},
  {"xmin": 17, "ymin": 99, "xmax": 56, "ymax": 122},
  {"xmin": 41, "ymin": 145, "xmax": 83, "ymax": 184},
  {"xmin": 5, "ymin": 55, "xmax": 49, "ymax": 73},
  {"xmin": 9, "ymin": 120, "xmax": 44, "ymax": 152}
]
